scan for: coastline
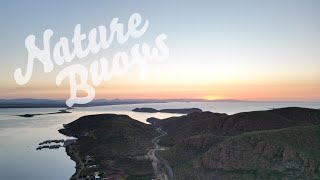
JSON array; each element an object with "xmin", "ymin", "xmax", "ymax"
[
  {"xmin": 58, "ymin": 114, "xmax": 157, "ymax": 179},
  {"xmin": 58, "ymin": 128, "xmax": 81, "ymax": 180},
  {"xmin": 65, "ymin": 144, "xmax": 84, "ymax": 180},
  {"xmin": 62, "ymin": 123, "xmax": 172, "ymax": 180}
]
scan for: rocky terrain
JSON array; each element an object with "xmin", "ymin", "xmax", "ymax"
[
  {"xmin": 59, "ymin": 107, "xmax": 320, "ymax": 179},
  {"xmin": 59, "ymin": 114, "xmax": 159, "ymax": 180},
  {"xmin": 154, "ymin": 107, "xmax": 320, "ymax": 179}
]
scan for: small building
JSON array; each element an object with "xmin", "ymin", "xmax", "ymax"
[
  {"xmin": 85, "ymin": 155, "xmax": 93, "ymax": 163},
  {"xmin": 94, "ymin": 172, "xmax": 101, "ymax": 180}
]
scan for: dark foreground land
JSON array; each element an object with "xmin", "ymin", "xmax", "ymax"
[
  {"xmin": 60, "ymin": 107, "xmax": 320, "ymax": 179},
  {"xmin": 59, "ymin": 114, "xmax": 158, "ymax": 180}
]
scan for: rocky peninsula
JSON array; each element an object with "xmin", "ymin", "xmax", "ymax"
[{"xmin": 59, "ymin": 114, "xmax": 159, "ymax": 179}]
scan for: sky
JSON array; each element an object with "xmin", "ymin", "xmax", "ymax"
[{"xmin": 0, "ymin": 0, "xmax": 320, "ymax": 101}]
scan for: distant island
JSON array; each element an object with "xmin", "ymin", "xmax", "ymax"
[
  {"xmin": 132, "ymin": 107, "xmax": 202, "ymax": 114},
  {"xmin": 59, "ymin": 107, "xmax": 320, "ymax": 179},
  {"xmin": 18, "ymin": 109, "xmax": 71, "ymax": 118}
]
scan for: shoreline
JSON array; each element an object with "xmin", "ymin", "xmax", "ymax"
[
  {"xmin": 58, "ymin": 129, "xmax": 80, "ymax": 179},
  {"xmin": 65, "ymin": 144, "xmax": 85, "ymax": 180},
  {"xmin": 58, "ymin": 113, "xmax": 159, "ymax": 179},
  {"xmin": 63, "ymin": 126, "xmax": 173, "ymax": 180}
]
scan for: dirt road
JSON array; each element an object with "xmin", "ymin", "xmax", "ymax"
[{"xmin": 148, "ymin": 128, "xmax": 175, "ymax": 180}]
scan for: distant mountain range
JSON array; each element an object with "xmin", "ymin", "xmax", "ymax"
[{"xmin": 0, "ymin": 98, "xmax": 244, "ymax": 108}]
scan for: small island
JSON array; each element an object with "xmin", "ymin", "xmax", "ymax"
[
  {"xmin": 18, "ymin": 109, "xmax": 71, "ymax": 118},
  {"xmin": 132, "ymin": 107, "xmax": 202, "ymax": 114}
]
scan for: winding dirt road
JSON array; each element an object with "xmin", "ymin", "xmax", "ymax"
[{"xmin": 148, "ymin": 128, "xmax": 175, "ymax": 180}]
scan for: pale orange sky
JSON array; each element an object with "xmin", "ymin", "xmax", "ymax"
[
  {"xmin": 2, "ymin": 66, "xmax": 320, "ymax": 101},
  {"xmin": 1, "ymin": 1, "xmax": 320, "ymax": 101}
]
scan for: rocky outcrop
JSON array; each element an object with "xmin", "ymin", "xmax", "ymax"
[{"xmin": 155, "ymin": 107, "xmax": 320, "ymax": 179}]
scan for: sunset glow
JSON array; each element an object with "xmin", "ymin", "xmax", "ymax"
[{"xmin": 1, "ymin": 0, "xmax": 320, "ymax": 102}]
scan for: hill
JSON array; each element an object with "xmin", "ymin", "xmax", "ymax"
[
  {"xmin": 154, "ymin": 107, "xmax": 320, "ymax": 146},
  {"xmin": 59, "ymin": 114, "xmax": 159, "ymax": 180},
  {"xmin": 154, "ymin": 107, "xmax": 320, "ymax": 179}
]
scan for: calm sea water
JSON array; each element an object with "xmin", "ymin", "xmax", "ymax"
[{"xmin": 0, "ymin": 102, "xmax": 319, "ymax": 180}]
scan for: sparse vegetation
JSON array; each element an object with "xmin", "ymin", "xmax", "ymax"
[
  {"xmin": 155, "ymin": 107, "xmax": 320, "ymax": 179},
  {"xmin": 60, "ymin": 107, "xmax": 320, "ymax": 179},
  {"xmin": 59, "ymin": 114, "xmax": 159, "ymax": 179}
]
